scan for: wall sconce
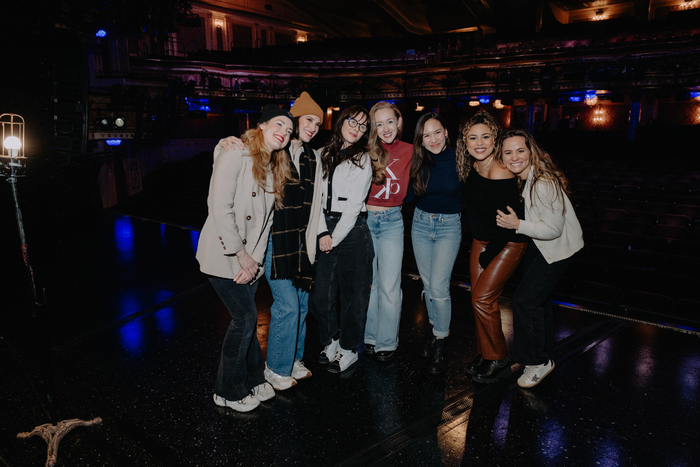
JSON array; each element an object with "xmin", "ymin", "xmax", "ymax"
[
  {"xmin": 493, "ymin": 99, "xmax": 504, "ymax": 109},
  {"xmin": 585, "ymin": 91, "xmax": 598, "ymax": 106},
  {"xmin": 592, "ymin": 106, "xmax": 605, "ymax": 125},
  {"xmin": 468, "ymin": 100, "xmax": 480, "ymax": 107},
  {"xmin": 415, "ymin": 103, "xmax": 424, "ymax": 111},
  {"xmin": 333, "ymin": 107, "xmax": 340, "ymax": 112},
  {"xmin": 214, "ymin": 19, "xmax": 223, "ymax": 28},
  {"xmin": 592, "ymin": 9, "xmax": 608, "ymax": 20}
]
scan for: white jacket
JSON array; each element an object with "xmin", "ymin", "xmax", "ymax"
[{"xmin": 516, "ymin": 170, "xmax": 584, "ymax": 264}]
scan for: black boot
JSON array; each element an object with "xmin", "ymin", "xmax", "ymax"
[
  {"xmin": 421, "ymin": 334, "xmax": 437, "ymax": 358},
  {"xmin": 472, "ymin": 358, "xmax": 511, "ymax": 383},
  {"xmin": 428, "ymin": 338, "xmax": 447, "ymax": 374},
  {"xmin": 465, "ymin": 354, "xmax": 483, "ymax": 375}
]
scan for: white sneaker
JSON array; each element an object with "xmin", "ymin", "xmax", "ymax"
[
  {"xmin": 518, "ymin": 360, "xmax": 555, "ymax": 388},
  {"xmin": 264, "ymin": 364, "xmax": 297, "ymax": 390},
  {"xmin": 213, "ymin": 393, "xmax": 260, "ymax": 412},
  {"xmin": 319, "ymin": 339, "xmax": 339, "ymax": 365},
  {"xmin": 327, "ymin": 348, "xmax": 358, "ymax": 373},
  {"xmin": 291, "ymin": 360, "xmax": 312, "ymax": 380},
  {"xmin": 251, "ymin": 382, "xmax": 275, "ymax": 401}
]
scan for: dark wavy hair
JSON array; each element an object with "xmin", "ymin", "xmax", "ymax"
[
  {"xmin": 409, "ymin": 112, "xmax": 450, "ymax": 197},
  {"xmin": 321, "ymin": 106, "xmax": 372, "ymax": 179}
]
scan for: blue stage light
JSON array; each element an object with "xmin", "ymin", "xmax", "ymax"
[
  {"xmin": 106, "ymin": 139, "xmax": 122, "ymax": 146},
  {"xmin": 96, "ymin": 29, "xmax": 107, "ymax": 38}
]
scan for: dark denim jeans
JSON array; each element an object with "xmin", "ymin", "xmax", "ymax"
[
  {"xmin": 311, "ymin": 214, "xmax": 374, "ymax": 351},
  {"xmin": 209, "ymin": 276, "xmax": 265, "ymax": 401},
  {"xmin": 512, "ymin": 242, "xmax": 574, "ymax": 366}
]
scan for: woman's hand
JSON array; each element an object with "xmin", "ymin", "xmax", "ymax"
[
  {"xmin": 496, "ymin": 206, "xmax": 520, "ymax": 230},
  {"xmin": 234, "ymin": 249, "xmax": 259, "ymax": 284},
  {"xmin": 319, "ymin": 235, "xmax": 333, "ymax": 254},
  {"xmin": 220, "ymin": 136, "xmax": 245, "ymax": 152}
]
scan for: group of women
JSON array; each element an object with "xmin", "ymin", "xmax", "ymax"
[{"xmin": 196, "ymin": 93, "xmax": 584, "ymax": 412}]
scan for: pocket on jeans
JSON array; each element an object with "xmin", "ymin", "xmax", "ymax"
[
  {"xmin": 387, "ymin": 209, "xmax": 403, "ymax": 222},
  {"xmin": 440, "ymin": 215, "xmax": 461, "ymax": 226}
]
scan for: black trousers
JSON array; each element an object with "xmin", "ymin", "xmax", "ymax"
[
  {"xmin": 311, "ymin": 214, "xmax": 374, "ymax": 351},
  {"xmin": 513, "ymin": 242, "xmax": 574, "ymax": 366},
  {"xmin": 209, "ymin": 276, "xmax": 265, "ymax": 401}
]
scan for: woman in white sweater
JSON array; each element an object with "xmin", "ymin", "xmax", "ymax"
[
  {"xmin": 495, "ymin": 129, "xmax": 584, "ymax": 388},
  {"xmin": 312, "ymin": 105, "xmax": 383, "ymax": 374}
]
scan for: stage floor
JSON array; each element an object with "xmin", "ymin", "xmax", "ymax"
[{"xmin": 1, "ymin": 211, "xmax": 699, "ymax": 466}]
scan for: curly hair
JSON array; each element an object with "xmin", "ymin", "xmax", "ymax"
[
  {"xmin": 409, "ymin": 112, "xmax": 450, "ymax": 197},
  {"xmin": 241, "ymin": 126, "xmax": 291, "ymax": 210},
  {"xmin": 496, "ymin": 129, "xmax": 571, "ymax": 214},
  {"xmin": 455, "ymin": 110, "xmax": 502, "ymax": 182}
]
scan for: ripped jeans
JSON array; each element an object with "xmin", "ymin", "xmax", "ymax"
[{"xmin": 411, "ymin": 208, "xmax": 462, "ymax": 338}]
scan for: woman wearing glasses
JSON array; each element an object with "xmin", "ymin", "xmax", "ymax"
[
  {"xmin": 312, "ymin": 106, "xmax": 384, "ymax": 373},
  {"xmin": 409, "ymin": 112, "xmax": 463, "ymax": 375}
]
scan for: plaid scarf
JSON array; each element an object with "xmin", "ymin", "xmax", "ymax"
[{"xmin": 269, "ymin": 142, "xmax": 316, "ymax": 291}]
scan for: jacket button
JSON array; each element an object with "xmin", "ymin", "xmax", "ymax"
[
  {"xmin": 246, "ymin": 216, "xmax": 251, "ymax": 220},
  {"xmin": 218, "ymin": 236, "xmax": 222, "ymax": 240},
  {"xmin": 252, "ymin": 192, "xmax": 256, "ymax": 197},
  {"xmin": 242, "ymin": 239, "xmax": 247, "ymax": 245},
  {"xmin": 223, "ymin": 246, "xmax": 226, "ymax": 250}
]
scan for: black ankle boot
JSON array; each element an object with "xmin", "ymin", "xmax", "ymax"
[
  {"xmin": 421, "ymin": 334, "xmax": 437, "ymax": 358},
  {"xmin": 465, "ymin": 354, "xmax": 483, "ymax": 375},
  {"xmin": 472, "ymin": 358, "xmax": 511, "ymax": 383},
  {"xmin": 428, "ymin": 338, "xmax": 447, "ymax": 374}
]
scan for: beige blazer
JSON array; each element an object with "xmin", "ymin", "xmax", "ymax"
[{"xmin": 196, "ymin": 143, "xmax": 275, "ymax": 282}]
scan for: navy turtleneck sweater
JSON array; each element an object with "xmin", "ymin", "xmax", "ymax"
[{"xmin": 408, "ymin": 145, "xmax": 463, "ymax": 214}]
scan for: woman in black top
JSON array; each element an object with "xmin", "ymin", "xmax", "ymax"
[{"xmin": 457, "ymin": 111, "xmax": 527, "ymax": 384}]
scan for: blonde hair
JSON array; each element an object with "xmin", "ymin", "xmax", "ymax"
[
  {"xmin": 496, "ymin": 129, "xmax": 571, "ymax": 214},
  {"xmin": 241, "ymin": 126, "xmax": 290, "ymax": 210},
  {"xmin": 455, "ymin": 110, "xmax": 502, "ymax": 182},
  {"xmin": 368, "ymin": 101, "xmax": 402, "ymax": 185}
]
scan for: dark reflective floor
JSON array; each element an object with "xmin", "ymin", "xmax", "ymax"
[{"xmin": 2, "ymin": 211, "xmax": 699, "ymax": 466}]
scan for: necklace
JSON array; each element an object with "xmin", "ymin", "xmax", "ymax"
[{"xmin": 475, "ymin": 157, "xmax": 493, "ymax": 174}]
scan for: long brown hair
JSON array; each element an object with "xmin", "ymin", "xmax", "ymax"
[
  {"xmin": 322, "ymin": 106, "xmax": 384, "ymax": 182},
  {"xmin": 455, "ymin": 110, "xmax": 502, "ymax": 182},
  {"xmin": 496, "ymin": 129, "xmax": 571, "ymax": 214},
  {"xmin": 368, "ymin": 101, "xmax": 402, "ymax": 185},
  {"xmin": 409, "ymin": 112, "xmax": 449, "ymax": 197},
  {"xmin": 241, "ymin": 126, "xmax": 290, "ymax": 210}
]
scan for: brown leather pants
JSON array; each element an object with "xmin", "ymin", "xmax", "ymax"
[{"xmin": 470, "ymin": 239, "xmax": 527, "ymax": 360}]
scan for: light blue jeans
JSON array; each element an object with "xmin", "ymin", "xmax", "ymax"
[
  {"xmin": 411, "ymin": 207, "xmax": 462, "ymax": 338},
  {"xmin": 365, "ymin": 206, "xmax": 404, "ymax": 352},
  {"xmin": 264, "ymin": 236, "xmax": 308, "ymax": 376}
]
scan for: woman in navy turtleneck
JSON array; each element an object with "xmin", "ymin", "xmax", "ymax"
[{"xmin": 408, "ymin": 112, "xmax": 463, "ymax": 375}]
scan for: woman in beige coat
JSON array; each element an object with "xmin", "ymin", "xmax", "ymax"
[{"xmin": 197, "ymin": 105, "xmax": 293, "ymax": 412}]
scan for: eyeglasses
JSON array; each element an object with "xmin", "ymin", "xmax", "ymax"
[{"xmin": 347, "ymin": 118, "xmax": 368, "ymax": 133}]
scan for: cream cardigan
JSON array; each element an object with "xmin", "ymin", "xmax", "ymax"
[{"xmin": 515, "ymin": 170, "xmax": 584, "ymax": 264}]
